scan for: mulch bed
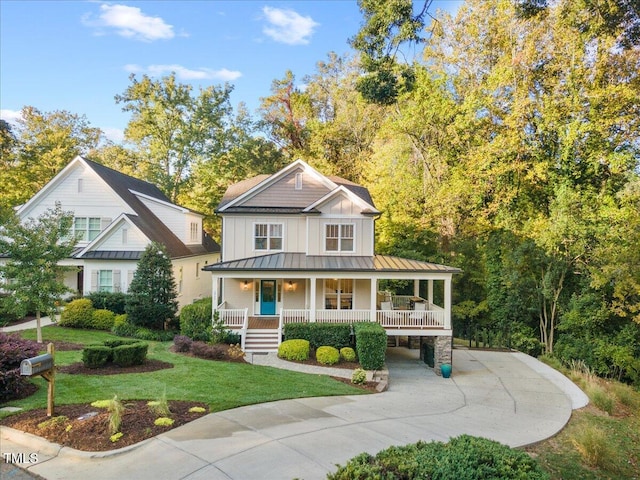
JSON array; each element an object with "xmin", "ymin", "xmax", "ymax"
[
  {"xmin": 1, "ymin": 400, "xmax": 209, "ymax": 451},
  {"xmin": 58, "ymin": 359, "xmax": 174, "ymax": 375}
]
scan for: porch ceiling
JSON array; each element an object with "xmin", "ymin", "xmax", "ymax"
[{"xmin": 203, "ymin": 252, "xmax": 461, "ymax": 274}]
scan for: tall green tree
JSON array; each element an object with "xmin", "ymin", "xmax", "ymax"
[
  {"xmin": 125, "ymin": 242, "xmax": 178, "ymax": 330},
  {"xmin": 1, "ymin": 107, "xmax": 103, "ymax": 208},
  {"xmin": 0, "ymin": 206, "xmax": 75, "ymax": 342},
  {"xmin": 115, "ymin": 73, "xmax": 233, "ymax": 202}
]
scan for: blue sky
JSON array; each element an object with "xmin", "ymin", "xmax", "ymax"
[{"xmin": 1, "ymin": 1, "xmax": 461, "ymax": 143}]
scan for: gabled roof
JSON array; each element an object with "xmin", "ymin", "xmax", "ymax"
[
  {"xmin": 203, "ymin": 252, "xmax": 462, "ymax": 274},
  {"xmin": 18, "ymin": 156, "xmax": 219, "ymax": 259},
  {"xmin": 216, "ymin": 159, "xmax": 379, "ymax": 215}
]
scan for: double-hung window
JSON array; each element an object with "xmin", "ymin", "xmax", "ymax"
[
  {"xmin": 74, "ymin": 217, "xmax": 101, "ymax": 242},
  {"xmin": 98, "ymin": 270, "xmax": 113, "ymax": 293},
  {"xmin": 255, "ymin": 223, "xmax": 283, "ymax": 251},
  {"xmin": 325, "ymin": 224, "xmax": 354, "ymax": 252}
]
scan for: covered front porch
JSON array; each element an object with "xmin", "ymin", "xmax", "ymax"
[{"xmin": 204, "ymin": 254, "xmax": 460, "ymax": 362}]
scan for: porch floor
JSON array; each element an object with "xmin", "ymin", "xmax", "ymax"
[{"xmin": 248, "ymin": 317, "xmax": 279, "ymax": 329}]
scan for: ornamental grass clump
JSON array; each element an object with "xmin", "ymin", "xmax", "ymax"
[{"xmin": 108, "ymin": 395, "xmax": 125, "ymax": 435}]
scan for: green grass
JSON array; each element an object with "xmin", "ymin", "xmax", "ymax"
[
  {"xmin": 527, "ymin": 368, "xmax": 640, "ymax": 479},
  {"xmin": 1, "ymin": 326, "xmax": 367, "ymax": 417}
]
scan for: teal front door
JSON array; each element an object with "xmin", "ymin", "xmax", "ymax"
[{"xmin": 260, "ymin": 280, "xmax": 276, "ymax": 315}]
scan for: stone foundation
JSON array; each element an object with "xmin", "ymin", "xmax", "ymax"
[{"xmin": 434, "ymin": 336, "xmax": 452, "ymax": 376}]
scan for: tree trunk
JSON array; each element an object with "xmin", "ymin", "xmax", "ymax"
[{"xmin": 36, "ymin": 309, "xmax": 42, "ymax": 343}]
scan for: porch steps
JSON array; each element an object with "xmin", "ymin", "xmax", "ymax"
[{"xmin": 244, "ymin": 329, "xmax": 280, "ymax": 353}]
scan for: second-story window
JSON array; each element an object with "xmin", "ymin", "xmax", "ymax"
[
  {"xmin": 190, "ymin": 222, "xmax": 199, "ymax": 242},
  {"xmin": 255, "ymin": 223, "xmax": 283, "ymax": 251},
  {"xmin": 325, "ymin": 224, "xmax": 354, "ymax": 252},
  {"xmin": 74, "ymin": 217, "xmax": 101, "ymax": 242}
]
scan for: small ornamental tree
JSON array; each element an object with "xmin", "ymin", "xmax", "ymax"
[
  {"xmin": 125, "ymin": 242, "xmax": 178, "ymax": 330},
  {"xmin": 0, "ymin": 205, "xmax": 75, "ymax": 342}
]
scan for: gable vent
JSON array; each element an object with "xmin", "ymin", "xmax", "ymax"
[{"xmin": 295, "ymin": 172, "xmax": 303, "ymax": 190}]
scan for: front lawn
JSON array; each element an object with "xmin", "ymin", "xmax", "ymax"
[{"xmin": 1, "ymin": 325, "xmax": 367, "ymax": 416}]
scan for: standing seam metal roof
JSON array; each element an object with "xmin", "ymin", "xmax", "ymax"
[{"xmin": 203, "ymin": 252, "xmax": 461, "ymax": 273}]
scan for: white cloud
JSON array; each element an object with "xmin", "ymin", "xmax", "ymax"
[
  {"xmin": 124, "ymin": 64, "xmax": 242, "ymax": 82},
  {"xmin": 103, "ymin": 127, "xmax": 125, "ymax": 143},
  {"xmin": 83, "ymin": 4, "xmax": 175, "ymax": 42},
  {"xmin": 262, "ymin": 6, "xmax": 319, "ymax": 45},
  {"xmin": 0, "ymin": 109, "xmax": 23, "ymax": 124}
]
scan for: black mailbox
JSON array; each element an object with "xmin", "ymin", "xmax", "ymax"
[{"xmin": 20, "ymin": 354, "xmax": 54, "ymax": 376}]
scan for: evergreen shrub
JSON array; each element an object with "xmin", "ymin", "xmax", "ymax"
[
  {"xmin": 86, "ymin": 292, "xmax": 128, "ymax": 315},
  {"xmin": 191, "ymin": 341, "xmax": 226, "ymax": 360},
  {"xmin": 329, "ymin": 435, "xmax": 549, "ymax": 480},
  {"xmin": 284, "ymin": 323, "xmax": 351, "ymax": 349},
  {"xmin": 59, "ymin": 298, "xmax": 94, "ymax": 328},
  {"xmin": 92, "ymin": 309, "xmax": 116, "ymax": 331},
  {"xmin": 340, "ymin": 347, "xmax": 357, "ymax": 362},
  {"xmin": 82, "ymin": 345, "xmax": 112, "ymax": 368},
  {"xmin": 278, "ymin": 339, "xmax": 310, "ymax": 361},
  {"xmin": 316, "ymin": 346, "xmax": 340, "ymax": 365},
  {"xmin": 179, "ymin": 299, "xmax": 212, "ymax": 342},
  {"xmin": 354, "ymin": 322, "xmax": 386, "ymax": 370},
  {"xmin": 112, "ymin": 342, "xmax": 148, "ymax": 367}
]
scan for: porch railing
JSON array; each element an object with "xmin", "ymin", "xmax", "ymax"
[
  {"xmin": 377, "ymin": 309, "xmax": 444, "ymax": 328},
  {"xmin": 215, "ymin": 303, "xmax": 248, "ymax": 350},
  {"xmin": 315, "ymin": 309, "xmax": 371, "ymax": 323}
]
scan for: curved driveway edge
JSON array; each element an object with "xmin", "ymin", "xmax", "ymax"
[{"xmin": 1, "ymin": 348, "xmax": 584, "ymax": 480}]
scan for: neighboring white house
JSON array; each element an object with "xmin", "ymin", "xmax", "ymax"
[
  {"xmin": 204, "ymin": 159, "xmax": 461, "ymax": 373},
  {"xmin": 3, "ymin": 156, "xmax": 220, "ymax": 308}
]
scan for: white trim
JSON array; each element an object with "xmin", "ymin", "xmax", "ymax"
[
  {"xmin": 253, "ymin": 222, "xmax": 284, "ymax": 253},
  {"xmin": 303, "ymin": 186, "xmax": 379, "ymax": 214},
  {"xmin": 129, "ymin": 189, "xmax": 196, "ymax": 215},
  {"xmin": 324, "ymin": 223, "xmax": 355, "ymax": 253},
  {"xmin": 75, "ymin": 214, "xmax": 148, "ymax": 258}
]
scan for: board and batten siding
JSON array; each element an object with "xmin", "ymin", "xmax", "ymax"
[
  {"xmin": 307, "ymin": 217, "xmax": 374, "ymax": 256},
  {"xmin": 222, "ymin": 215, "xmax": 306, "ymax": 261},
  {"xmin": 242, "ymin": 169, "xmax": 331, "ymax": 208}
]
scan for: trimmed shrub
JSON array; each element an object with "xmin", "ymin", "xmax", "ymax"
[
  {"xmin": 329, "ymin": 435, "xmax": 549, "ymax": 480},
  {"xmin": 191, "ymin": 341, "xmax": 226, "ymax": 360},
  {"xmin": 179, "ymin": 299, "xmax": 213, "ymax": 342},
  {"xmin": 354, "ymin": 322, "xmax": 386, "ymax": 370},
  {"xmin": 59, "ymin": 298, "xmax": 94, "ymax": 328},
  {"xmin": 111, "ymin": 314, "xmax": 138, "ymax": 337},
  {"xmin": 340, "ymin": 347, "xmax": 357, "ymax": 362},
  {"xmin": 278, "ymin": 339, "xmax": 310, "ymax": 361},
  {"xmin": 133, "ymin": 327, "xmax": 176, "ymax": 342},
  {"xmin": 92, "ymin": 309, "xmax": 116, "ymax": 331},
  {"xmin": 86, "ymin": 292, "xmax": 128, "ymax": 315},
  {"xmin": 316, "ymin": 346, "xmax": 340, "ymax": 365},
  {"xmin": 173, "ymin": 335, "xmax": 193, "ymax": 353},
  {"xmin": 112, "ymin": 342, "xmax": 148, "ymax": 367},
  {"xmin": 82, "ymin": 345, "xmax": 112, "ymax": 368},
  {"xmin": 103, "ymin": 338, "xmax": 139, "ymax": 349},
  {"xmin": 0, "ymin": 332, "xmax": 40, "ymax": 401},
  {"xmin": 284, "ymin": 323, "xmax": 351, "ymax": 349},
  {"xmin": 352, "ymin": 368, "xmax": 367, "ymax": 385}
]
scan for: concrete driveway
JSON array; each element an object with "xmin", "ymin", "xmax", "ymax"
[{"xmin": 1, "ymin": 348, "xmax": 586, "ymax": 480}]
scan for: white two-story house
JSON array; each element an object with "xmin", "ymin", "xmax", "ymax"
[
  {"xmin": 6, "ymin": 156, "xmax": 220, "ymax": 308},
  {"xmin": 205, "ymin": 159, "xmax": 460, "ymax": 373}
]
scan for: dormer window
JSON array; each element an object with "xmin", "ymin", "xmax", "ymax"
[
  {"xmin": 295, "ymin": 172, "xmax": 303, "ymax": 190},
  {"xmin": 190, "ymin": 222, "xmax": 199, "ymax": 242}
]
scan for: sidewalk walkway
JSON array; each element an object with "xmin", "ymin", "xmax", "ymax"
[
  {"xmin": 1, "ymin": 316, "xmax": 58, "ymax": 333},
  {"xmin": 1, "ymin": 347, "xmax": 587, "ymax": 480}
]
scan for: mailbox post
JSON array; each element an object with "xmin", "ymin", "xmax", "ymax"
[{"xmin": 20, "ymin": 343, "xmax": 55, "ymax": 416}]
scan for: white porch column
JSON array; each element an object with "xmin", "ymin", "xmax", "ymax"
[
  {"xmin": 310, "ymin": 276, "xmax": 317, "ymax": 322},
  {"xmin": 428, "ymin": 279, "xmax": 434, "ymax": 305},
  {"xmin": 413, "ymin": 279, "xmax": 420, "ymax": 298},
  {"xmin": 444, "ymin": 276, "xmax": 452, "ymax": 330},
  {"xmin": 370, "ymin": 277, "xmax": 377, "ymax": 322},
  {"xmin": 211, "ymin": 276, "xmax": 219, "ymax": 311}
]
